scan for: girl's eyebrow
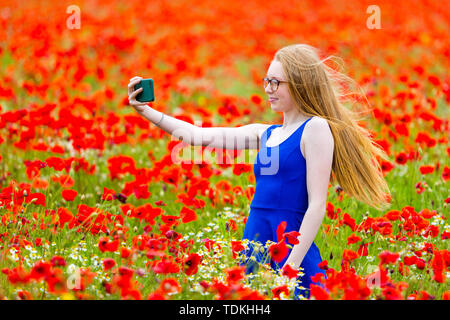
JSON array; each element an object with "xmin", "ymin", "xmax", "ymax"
[{"xmin": 266, "ymin": 75, "xmax": 282, "ymax": 80}]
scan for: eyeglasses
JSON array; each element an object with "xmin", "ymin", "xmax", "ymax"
[{"xmin": 262, "ymin": 77, "xmax": 289, "ymax": 92}]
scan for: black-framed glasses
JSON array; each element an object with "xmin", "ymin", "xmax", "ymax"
[{"xmin": 262, "ymin": 77, "xmax": 290, "ymax": 92}]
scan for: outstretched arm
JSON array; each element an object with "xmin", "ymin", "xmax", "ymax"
[
  {"xmin": 128, "ymin": 76, "xmax": 269, "ymax": 150},
  {"xmin": 282, "ymin": 117, "xmax": 334, "ymax": 270}
]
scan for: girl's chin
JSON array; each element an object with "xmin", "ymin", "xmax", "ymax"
[{"xmin": 270, "ymin": 101, "xmax": 281, "ymax": 108}]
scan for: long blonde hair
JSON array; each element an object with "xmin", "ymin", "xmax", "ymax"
[{"xmin": 274, "ymin": 44, "xmax": 391, "ymax": 211}]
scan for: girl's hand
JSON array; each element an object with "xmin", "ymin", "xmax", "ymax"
[{"xmin": 127, "ymin": 76, "xmax": 147, "ymax": 112}]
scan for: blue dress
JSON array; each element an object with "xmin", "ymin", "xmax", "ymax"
[{"xmin": 241, "ymin": 117, "xmax": 326, "ymax": 299}]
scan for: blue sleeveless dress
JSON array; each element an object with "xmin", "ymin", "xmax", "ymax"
[{"xmin": 241, "ymin": 117, "xmax": 326, "ymax": 299}]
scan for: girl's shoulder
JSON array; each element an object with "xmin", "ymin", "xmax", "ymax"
[
  {"xmin": 302, "ymin": 116, "xmax": 334, "ymax": 145},
  {"xmin": 305, "ymin": 116, "xmax": 331, "ymax": 132}
]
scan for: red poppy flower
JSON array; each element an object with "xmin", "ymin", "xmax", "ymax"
[
  {"xmin": 419, "ymin": 208, "xmax": 436, "ymax": 219},
  {"xmin": 3, "ymin": 266, "xmax": 30, "ymax": 285},
  {"xmin": 30, "ymin": 261, "xmax": 52, "ymax": 281},
  {"xmin": 250, "ymin": 94, "xmax": 262, "ymax": 104},
  {"xmin": 225, "ymin": 266, "xmax": 245, "ymax": 284},
  {"xmin": 379, "ymin": 251, "xmax": 400, "ymax": 265},
  {"xmin": 161, "ymin": 215, "xmax": 180, "ymax": 227},
  {"xmin": 381, "ymin": 160, "xmax": 394, "ymax": 173},
  {"xmin": 310, "ymin": 284, "xmax": 330, "ymax": 300},
  {"xmin": 394, "ymin": 123, "xmax": 409, "ymax": 137},
  {"xmin": 326, "ymin": 202, "xmax": 340, "ymax": 219},
  {"xmin": 311, "ymin": 273, "xmax": 326, "ymax": 284},
  {"xmin": 233, "ymin": 164, "xmax": 252, "ymax": 176},
  {"xmin": 118, "ymin": 266, "xmax": 134, "ymax": 278},
  {"xmin": 61, "ymin": 189, "xmax": 78, "ymax": 201},
  {"xmin": 154, "ymin": 200, "xmax": 166, "ymax": 206},
  {"xmin": 276, "ymin": 221, "xmax": 287, "ymax": 242},
  {"xmin": 269, "ymin": 240, "xmax": 288, "ymax": 263},
  {"xmin": 419, "ymin": 165, "xmax": 434, "ymax": 175},
  {"xmin": 385, "ymin": 210, "xmax": 401, "ymax": 221},
  {"xmin": 102, "ymin": 258, "xmax": 116, "ymax": 271},
  {"xmin": 358, "ymin": 242, "xmax": 372, "ymax": 257},
  {"xmin": 45, "ymin": 268, "xmax": 67, "ymax": 294},
  {"xmin": 342, "ymin": 249, "xmax": 359, "ymax": 262},
  {"xmin": 50, "ymin": 256, "xmax": 66, "ymax": 267},
  {"xmin": 106, "ymin": 239, "xmax": 119, "ymax": 252},
  {"xmin": 428, "ymin": 75, "xmax": 441, "ymax": 86},
  {"xmin": 395, "ymin": 152, "xmax": 408, "ymax": 165},
  {"xmin": 374, "ymin": 139, "xmax": 391, "ymax": 156},
  {"xmin": 347, "ymin": 234, "xmax": 361, "ymax": 245},
  {"xmin": 132, "ymin": 183, "xmax": 151, "ymax": 200},
  {"xmin": 431, "ymin": 251, "xmax": 445, "ymax": 283},
  {"xmin": 98, "ymin": 237, "xmax": 119, "ymax": 253},
  {"xmin": 183, "ymin": 253, "xmax": 201, "ymax": 276},
  {"xmin": 45, "ymin": 156, "xmax": 66, "ymax": 171},
  {"xmin": 422, "ymin": 225, "xmax": 439, "ymax": 238},
  {"xmin": 102, "ymin": 187, "xmax": 116, "ymax": 201},
  {"xmin": 57, "ymin": 207, "xmax": 73, "ymax": 228},
  {"xmin": 415, "ymin": 181, "xmax": 426, "ymax": 194},
  {"xmin": 415, "ymin": 132, "xmax": 436, "ymax": 148},
  {"xmin": 442, "ymin": 166, "xmax": 450, "ymax": 182},
  {"xmin": 415, "ymin": 258, "xmax": 426, "ymax": 270},
  {"xmin": 231, "ymin": 241, "xmax": 245, "ymax": 259},
  {"xmin": 147, "ymin": 291, "xmax": 166, "ymax": 300},
  {"xmin": 180, "ymin": 206, "xmax": 197, "ymax": 223},
  {"xmin": 26, "ymin": 192, "xmax": 46, "ymax": 206},
  {"xmin": 227, "ymin": 219, "xmax": 238, "ymax": 231},
  {"xmin": 382, "ymin": 286, "xmax": 404, "ymax": 300},
  {"xmin": 281, "ymin": 264, "xmax": 298, "ymax": 279},
  {"xmin": 318, "ymin": 260, "xmax": 329, "ymax": 270},
  {"xmin": 16, "ymin": 290, "xmax": 33, "ymax": 300},
  {"xmin": 342, "ymin": 213, "xmax": 357, "ymax": 231},
  {"xmin": 160, "ymin": 278, "xmax": 181, "ymax": 295},
  {"xmin": 272, "ymin": 285, "xmax": 289, "ymax": 299},
  {"xmin": 153, "ymin": 259, "xmax": 180, "ymax": 274},
  {"xmin": 98, "ymin": 237, "xmax": 110, "ymax": 253},
  {"xmin": 35, "ymin": 238, "xmax": 43, "ymax": 247},
  {"xmin": 283, "ymin": 231, "xmax": 300, "ymax": 245}
]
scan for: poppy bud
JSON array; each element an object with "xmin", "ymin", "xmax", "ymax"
[{"xmin": 115, "ymin": 193, "xmax": 127, "ymax": 204}]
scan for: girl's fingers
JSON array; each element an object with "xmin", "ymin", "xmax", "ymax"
[
  {"xmin": 128, "ymin": 77, "xmax": 142, "ymax": 86},
  {"xmin": 128, "ymin": 79, "xmax": 142, "ymax": 88},
  {"xmin": 129, "ymin": 76, "xmax": 142, "ymax": 82},
  {"xmin": 127, "ymin": 77, "xmax": 145, "ymax": 106},
  {"xmin": 128, "ymin": 79, "xmax": 142, "ymax": 94},
  {"xmin": 129, "ymin": 87, "xmax": 143, "ymax": 100}
]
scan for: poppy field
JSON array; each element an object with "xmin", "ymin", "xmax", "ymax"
[{"xmin": 0, "ymin": 0, "xmax": 448, "ymax": 300}]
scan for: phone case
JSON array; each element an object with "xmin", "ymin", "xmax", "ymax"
[{"xmin": 134, "ymin": 79, "xmax": 155, "ymax": 102}]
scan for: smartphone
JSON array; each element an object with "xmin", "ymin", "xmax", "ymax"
[{"xmin": 134, "ymin": 78, "xmax": 155, "ymax": 102}]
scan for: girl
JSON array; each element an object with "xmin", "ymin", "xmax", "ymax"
[{"xmin": 127, "ymin": 43, "xmax": 391, "ymax": 299}]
